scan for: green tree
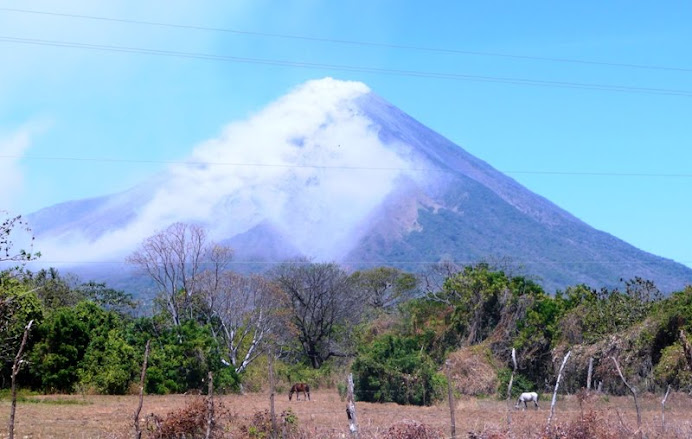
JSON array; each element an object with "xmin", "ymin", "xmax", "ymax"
[
  {"xmin": 0, "ymin": 276, "xmax": 43, "ymax": 386},
  {"xmin": 78, "ymin": 328, "xmax": 138, "ymax": 394},
  {"xmin": 126, "ymin": 319, "xmax": 236, "ymax": 394},
  {"xmin": 27, "ymin": 268, "xmax": 84, "ymax": 309},
  {"xmin": 435, "ymin": 263, "xmax": 512, "ymax": 345},
  {"xmin": 76, "ymin": 281, "xmax": 137, "ymax": 315},
  {"xmin": 353, "ymin": 333, "xmax": 445, "ymax": 405},
  {"xmin": 28, "ymin": 307, "xmax": 90, "ymax": 392}
]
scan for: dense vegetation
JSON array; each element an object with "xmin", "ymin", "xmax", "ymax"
[{"xmin": 2, "ymin": 217, "xmax": 692, "ymax": 406}]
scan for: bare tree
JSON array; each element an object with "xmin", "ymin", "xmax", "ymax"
[
  {"xmin": 272, "ymin": 260, "xmax": 364, "ymax": 368},
  {"xmin": 419, "ymin": 260, "xmax": 462, "ymax": 298},
  {"xmin": 198, "ymin": 271, "xmax": 286, "ymax": 374},
  {"xmin": 128, "ymin": 223, "xmax": 209, "ymax": 326}
]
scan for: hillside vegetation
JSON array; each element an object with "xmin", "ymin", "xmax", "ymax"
[{"xmin": 2, "ymin": 220, "xmax": 692, "ymax": 406}]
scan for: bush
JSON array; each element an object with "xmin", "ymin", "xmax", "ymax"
[
  {"xmin": 654, "ymin": 343, "xmax": 692, "ymax": 389},
  {"xmin": 353, "ymin": 334, "xmax": 446, "ymax": 405},
  {"xmin": 382, "ymin": 420, "xmax": 443, "ymax": 439},
  {"xmin": 145, "ymin": 396, "xmax": 228, "ymax": 439},
  {"xmin": 238, "ymin": 409, "xmax": 301, "ymax": 439}
]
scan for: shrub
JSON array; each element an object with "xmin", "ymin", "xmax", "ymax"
[
  {"xmin": 238, "ymin": 409, "xmax": 301, "ymax": 439},
  {"xmin": 145, "ymin": 396, "xmax": 228, "ymax": 439},
  {"xmin": 353, "ymin": 334, "xmax": 446, "ymax": 405},
  {"xmin": 382, "ymin": 420, "xmax": 443, "ymax": 439}
]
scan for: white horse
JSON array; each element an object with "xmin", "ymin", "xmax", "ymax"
[{"xmin": 515, "ymin": 392, "xmax": 539, "ymax": 409}]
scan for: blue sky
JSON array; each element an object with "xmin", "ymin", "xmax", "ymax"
[{"xmin": 1, "ymin": 1, "xmax": 690, "ymax": 268}]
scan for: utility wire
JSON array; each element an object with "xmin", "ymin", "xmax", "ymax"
[
  {"xmin": 26, "ymin": 259, "xmax": 692, "ymax": 266},
  {"xmin": 2, "ymin": 6, "xmax": 691, "ymax": 73},
  {"xmin": 1, "ymin": 153, "xmax": 690, "ymax": 178},
  {"xmin": 1, "ymin": 36, "xmax": 691, "ymax": 97}
]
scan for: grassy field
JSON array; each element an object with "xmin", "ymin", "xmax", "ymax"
[{"xmin": 2, "ymin": 390, "xmax": 692, "ymax": 438}]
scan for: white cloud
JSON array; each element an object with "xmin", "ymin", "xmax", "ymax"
[{"xmin": 0, "ymin": 124, "xmax": 40, "ymax": 211}]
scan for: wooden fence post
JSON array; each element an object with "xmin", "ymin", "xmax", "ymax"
[
  {"xmin": 8, "ymin": 320, "xmax": 32, "ymax": 439},
  {"xmin": 268, "ymin": 349, "xmax": 277, "ymax": 439},
  {"xmin": 205, "ymin": 371, "xmax": 214, "ymax": 439},
  {"xmin": 661, "ymin": 384, "xmax": 671, "ymax": 434},
  {"xmin": 586, "ymin": 357, "xmax": 593, "ymax": 390},
  {"xmin": 506, "ymin": 348, "xmax": 517, "ymax": 427},
  {"xmin": 445, "ymin": 360, "xmax": 457, "ymax": 439},
  {"xmin": 546, "ymin": 350, "xmax": 571, "ymax": 428},
  {"xmin": 134, "ymin": 339, "xmax": 150, "ymax": 439},
  {"xmin": 346, "ymin": 374, "xmax": 359, "ymax": 438}
]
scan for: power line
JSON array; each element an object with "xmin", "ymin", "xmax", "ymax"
[
  {"xmin": 1, "ymin": 153, "xmax": 691, "ymax": 178},
  {"xmin": 2, "ymin": 6, "xmax": 691, "ymax": 73},
  {"xmin": 2, "ymin": 36, "xmax": 692, "ymax": 97},
  {"xmin": 25, "ymin": 258, "xmax": 692, "ymax": 266}
]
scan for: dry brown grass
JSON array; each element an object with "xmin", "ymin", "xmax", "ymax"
[{"xmin": 1, "ymin": 390, "xmax": 692, "ymax": 438}]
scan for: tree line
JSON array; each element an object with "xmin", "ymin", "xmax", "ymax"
[{"xmin": 2, "ymin": 216, "xmax": 692, "ymax": 405}]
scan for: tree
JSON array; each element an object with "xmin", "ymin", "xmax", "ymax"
[
  {"xmin": 0, "ymin": 276, "xmax": 43, "ymax": 386},
  {"xmin": 436, "ymin": 263, "xmax": 512, "ymax": 345},
  {"xmin": 128, "ymin": 223, "xmax": 210, "ymax": 326},
  {"xmin": 26, "ymin": 268, "xmax": 84, "ymax": 309},
  {"xmin": 197, "ymin": 271, "xmax": 287, "ymax": 374},
  {"xmin": 76, "ymin": 281, "xmax": 137, "ymax": 315},
  {"xmin": 1, "ymin": 211, "xmax": 40, "ymax": 270},
  {"xmin": 28, "ymin": 306, "xmax": 90, "ymax": 392},
  {"xmin": 272, "ymin": 260, "xmax": 364, "ymax": 368},
  {"xmin": 351, "ymin": 267, "xmax": 418, "ymax": 313}
]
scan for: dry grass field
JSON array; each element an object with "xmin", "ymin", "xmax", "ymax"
[{"xmin": 2, "ymin": 390, "xmax": 692, "ymax": 438}]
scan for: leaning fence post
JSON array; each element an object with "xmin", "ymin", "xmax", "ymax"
[
  {"xmin": 546, "ymin": 350, "xmax": 571, "ymax": 429},
  {"xmin": 346, "ymin": 373, "xmax": 359, "ymax": 438},
  {"xmin": 586, "ymin": 357, "xmax": 594, "ymax": 390}
]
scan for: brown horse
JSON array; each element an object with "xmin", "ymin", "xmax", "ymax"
[{"xmin": 289, "ymin": 383, "xmax": 310, "ymax": 401}]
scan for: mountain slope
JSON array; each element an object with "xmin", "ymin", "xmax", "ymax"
[{"xmin": 26, "ymin": 78, "xmax": 692, "ymax": 293}]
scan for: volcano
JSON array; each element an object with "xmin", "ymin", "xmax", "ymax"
[{"xmin": 26, "ymin": 78, "xmax": 692, "ymax": 294}]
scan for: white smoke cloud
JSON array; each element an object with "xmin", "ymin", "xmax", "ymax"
[
  {"xmin": 0, "ymin": 124, "xmax": 40, "ymax": 210},
  {"xmin": 36, "ymin": 78, "xmax": 419, "ymax": 264}
]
